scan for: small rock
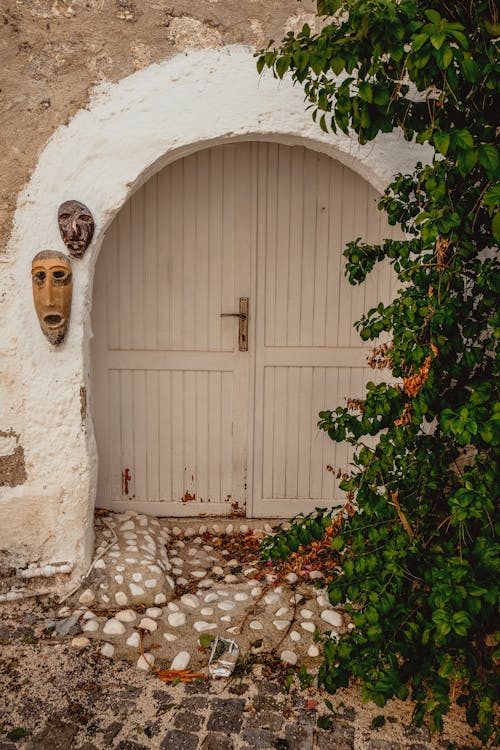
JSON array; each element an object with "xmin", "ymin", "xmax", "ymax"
[
  {"xmin": 224, "ymin": 574, "xmax": 238, "ymax": 584},
  {"xmin": 126, "ymin": 632, "xmax": 140, "ymax": 648},
  {"xmin": 280, "ymin": 650, "xmax": 297, "ymax": 665},
  {"xmin": 286, "ymin": 572, "xmax": 298, "ymax": 583},
  {"xmin": 249, "ymin": 620, "xmax": 263, "ymax": 630},
  {"xmin": 204, "ymin": 593, "xmax": 218, "ymax": 603},
  {"xmin": 138, "ymin": 617, "xmax": 158, "ymax": 632},
  {"xmin": 321, "ymin": 610, "xmax": 343, "ymax": 628},
  {"xmin": 129, "ymin": 583, "xmax": 145, "ymax": 596},
  {"xmin": 82, "ymin": 611, "xmax": 96, "ymax": 620},
  {"xmin": 234, "ymin": 593, "xmax": 249, "ymax": 602},
  {"xmin": 181, "ymin": 594, "xmax": 200, "ymax": 609},
  {"xmin": 273, "ymin": 620, "xmax": 291, "ymax": 631},
  {"xmin": 201, "ymin": 608, "xmax": 214, "ymax": 616},
  {"xmin": 71, "ymin": 636, "xmax": 90, "ymax": 649},
  {"xmin": 78, "ymin": 588, "xmax": 95, "ymax": 605},
  {"xmin": 251, "ymin": 587, "xmax": 262, "ymax": 597},
  {"xmin": 145, "ymin": 578, "xmax": 158, "ymax": 588},
  {"xmin": 145, "ymin": 607, "xmax": 163, "ymax": 619},
  {"xmin": 316, "ymin": 595, "xmax": 330, "ymax": 608},
  {"xmin": 82, "ymin": 620, "xmax": 99, "ymax": 633},
  {"xmin": 264, "ymin": 593, "xmax": 280, "ymax": 605},
  {"xmin": 168, "ymin": 612, "xmax": 187, "ymax": 627},
  {"xmin": 115, "ymin": 592, "xmax": 128, "ymax": 606},
  {"xmin": 137, "ymin": 653, "xmax": 155, "ymax": 671},
  {"xmin": 163, "ymin": 632, "xmax": 177, "ymax": 642},
  {"xmin": 115, "ymin": 609, "xmax": 137, "ymax": 623},
  {"xmin": 212, "ymin": 566, "xmax": 224, "ymax": 576},
  {"xmin": 307, "ymin": 644, "xmax": 320, "ymax": 657},
  {"xmin": 103, "ymin": 619, "xmax": 126, "ymax": 636},
  {"xmin": 217, "ymin": 601, "xmax": 235, "ymax": 611},
  {"xmin": 101, "ymin": 642, "xmax": 115, "ymax": 658},
  {"xmin": 275, "ymin": 607, "xmax": 289, "ymax": 617},
  {"xmin": 155, "ymin": 593, "xmax": 167, "ymax": 605},
  {"xmin": 168, "ymin": 602, "xmax": 180, "ymax": 611},
  {"xmin": 309, "ymin": 570, "xmax": 324, "ymax": 580},
  {"xmin": 300, "ymin": 622, "xmax": 315, "ymax": 633},
  {"xmin": 193, "ymin": 621, "xmax": 217, "ymax": 632},
  {"xmin": 114, "ymin": 574, "xmax": 124, "ymax": 584},
  {"xmin": 94, "ymin": 558, "xmax": 106, "ymax": 569},
  {"xmin": 191, "ymin": 571, "xmax": 206, "ymax": 579},
  {"xmin": 132, "ymin": 572, "xmax": 143, "ymax": 582},
  {"xmin": 289, "ymin": 630, "xmax": 301, "ymax": 642},
  {"xmin": 170, "ymin": 651, "xmax": 190, "ymax": 670},
  {"xmin": 300, "ymin": 609, "xmax": 314, "ymax": 619}
]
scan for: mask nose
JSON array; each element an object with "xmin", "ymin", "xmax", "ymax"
[{"xmin": 71, "ymin": 215, "xmax": 79, "ymax": 236}]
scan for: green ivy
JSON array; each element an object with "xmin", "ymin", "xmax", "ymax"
[{"xmin": 257, "ymin": 0, "xmax": 499, "ymax": 743}]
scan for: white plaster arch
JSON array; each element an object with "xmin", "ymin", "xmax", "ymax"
[{"xmin": 5, "ymin": 45, "xmax": 429, "ymax": 583}]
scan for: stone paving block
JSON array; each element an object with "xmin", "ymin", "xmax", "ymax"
[
  {"xmin": 241, "ymin": 727, "xmax": 277, "ymax": 748},
  {"xmin": 116, "ymin": 742, "xmax": 150, "ymax": 750},
  {"xmin": 182, "ymin": 695, "xmax": 210, "ymax": 711},
  {"xmin": 368, "ymin": 741, "xmax": 404, "ymax": 750},
  {"xmin": 284, "ymin": 721, "xmax": 314, "ymax": 750},
  {"xmin": 246, "ymin": 710, "xmax": 283, "ymax": 731},
  {"xmin": 317, "ymin": 723, "xmax": 355, "ymax": 750},
  {"xmin": 404, "ymin": 725, "xmax": 431, "ymax": 742},
  {"xmin": 160, "ymin": 729, "xmax": 199, "ymax": 750},
  {"xmin": 174, "ymin": 709, "xmax": 203, "ymax": 731},
  {"xmin": 201, "ymin": 733, "xmax": 235, "ymax": 750},
  {"xmin": 103, "ymin": 720, "xmax": 122, "ymax": 743},
  {"xmin": 207, "ymin": 697, "xmax": 245, "ymax": 733},
  {"xmin": 26, "ymin": 716, "xmax": 79, "ymax": 750}
]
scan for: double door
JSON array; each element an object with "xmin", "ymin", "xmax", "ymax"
[{"xmin": 92, "ymin": 142, "xmax": 396, "ymax": 516}]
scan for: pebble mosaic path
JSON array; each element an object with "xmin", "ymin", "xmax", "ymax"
[
  {"xmin": 0, "ymin": 512, "xmax": 480, "ymax": 749},
  {"xmin": 67, "ymin": 512, "xmax": 348, "ymax": 672}
]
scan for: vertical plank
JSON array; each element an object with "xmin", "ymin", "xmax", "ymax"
[
  {"xmin": 313, "ymin": 153, "xmax": 331, "ymax": 346},
  {"xmin": 117, "ymin": 201, "xmax": 132, "ymax": 350},
  {"xmin": 105, "ymin": 219, "xmax": 120, "ymax": 349},
  {"xmin": 264, "ymin": 143, "xmax": 279, "ymax": 347},
  {"xmin": 183, "ymin": 155, "xmax": 196, "ymax": 351},
  {"xmin": 221, "ymin": 146, "xmax": 236, "ymax": 352},
  {"xmin": 131, "ymin": 187, "xmax": 145, "ymax": 350},
  {"xmin": 325, "ymin": 160, "xmax": 344, "ymax": 347},
  {"xmin": 297, "ymin": 367, "xmax": 313, "ymax": 498},
  {"xmin": 144, "ymin": 175, "xmax": 159, "ymax": 350},
  {"xmin": 158, "ymin": 166, "xmax": 171, "ymax": 349},
  {"xmin": 171, "ymin": 370, "xmax": 184, "ymax": 501},
  {"xmin": 119, "ymin": 370, "xmax": 135, "ymax": 500},
  {"xmin": 321, "ymin": 367, "xmax": 339, "ymax": 500},
  {"xmin": 220, "ymin": 371, "xmax": 233, "ymax": 502},
  {"xmin": 146, "ymin": 370, "xmax": 160, "ymax": 500},
  {"xmin": 158, "ymin": 370, "xmax": 172, "ymax": 501},
  {"xmin": 170, "ymin": 159, "xmax": 184, "ymax": 349},
  {"xmin": 309, "ymin": 367, "xmax": 326, "ymax": 499},
  {"xmin": 261, "ymin": 367, "xmax": 275, "ymax": 499},
  {"xmin": 349, "ymin": 175, "xmax": 368, "ymax": 347},
  {"xmin": 300, "ymin": 151, "xmax": 318, "ymax": 346},
  {"xmin": 287, "ymin": 148, "xmax": 304, "ymax": 346},
  {"xmin": 196, "ymin": 371, "xmax": 209, "ymax": 503},
  {"xmin": 195, "ymin": 150, "xmax": 210, "ymax": 351},
  {"xmin": 208, "ymin": 371, "xmax": 222, "ymax": 502},
  {"xmin": 108, "ymin": 369, "xmax": 122, "ymax": 500},
  {"xmin": 132, "ymin": 369, "xmax": 147, "ymax": 500},
  {"xmin": 272, "ymin": 367, "xmax": 288, "ymax": 498},
  {"xmin": 183, "ymin": 370, "xmax": 196, "ymax": 499},
  {"xmin": 274, "ymin": 146, "xmax": 292, "ymax": 346},
  {"xmin": 284, "ymin": 367, "xmax": 300, "ymax": 497},
  {"xmin": 208, "ymin": 147, "xmax": 224, "ymax": 352}
]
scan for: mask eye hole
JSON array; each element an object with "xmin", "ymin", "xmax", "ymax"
[
  {"xmin": 53, "ymin": 270, "xmax": 66, "ymax": 279},
  {"xmin": 80, "ymin": 215, "xmax": 93, "ymax": 223},
  {"xmin": 33, "ymin": 271, "xmax": 46, "ymax": 283},
  {"xmin": 59, "ymin": 214, "xmax": 70, "ymax": 221}
]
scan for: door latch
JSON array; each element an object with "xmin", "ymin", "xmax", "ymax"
[{"xmin": 221, "ymin": 297, "xmax": 248, "ymax": 351}]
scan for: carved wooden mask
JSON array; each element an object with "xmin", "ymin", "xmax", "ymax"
[
  {"xmin": 32, "ymin": 250, "xmax": 72, "ymax": 345},
  {"xmin": 58, "ymin": 200, "xmax": 94, "ymax": 258}
]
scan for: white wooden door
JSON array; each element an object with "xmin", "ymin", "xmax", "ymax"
[
  {"xmin": 92, "ymin": 145, "xmax": 253, "ymax": 515},
  {"xmin": 92, "ymin": 142, "xmax": 397, "ymax": 516}
]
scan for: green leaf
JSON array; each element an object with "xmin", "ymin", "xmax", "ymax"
[
  {"xmin": 199, "ymin": 633, "xmax": 215, "ymax": 648},
  {"xmin": 483, "ymin": 185, "xmax": 500, "ymax": 206},
  {"xmin": 430, "ymin": 33, "xmax": 446, "ymax": 49},
  {"xmin": 454, "ymin": 129, "xmax": 474, "ymax": 150},
  {"xmin": 358, "ymin": 81, "xmax": 373, "ymax": 103},
  {"xmin": 424, "ymin": 9, "xmax": 442, "ymax": 23},
  {"xmin": 478, "ymin": 144, "xmax": 499, "ymax": 175},
  {"xmin": 433, "ymin": 130, "xmax": 450, "ymax": 156},
  {"xmin": 492, "ymin": 211, "xmax": 500, "ymax": 243},
  {"xmin": 275, "ymin": 56, "xmax": 290, "ymax": 79}
]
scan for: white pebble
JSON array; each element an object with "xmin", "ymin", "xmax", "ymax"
[
  {"xmin": 78, "ymin": 588, "xmax": 95, "ymax": 605},
  {"xmin": 137, "ymin": 653, "xmax": 154, "ymax": 671},
  {"xmin": 155, "ymin": 593, "xmax": 167, "ymax": 605},
  {"xmin": 82, "ymin": 611, "xmax": 96, "ymax": 620},
  {"xmin": 234, "ymin": 592, "xmax": 249, "ymax": 602},
  {"xmin": 201, "ymin": 607, "xmax": 214, "ymax": 616},
  {"xmin": 264, "ymin": 593, "xmax": 280, "ymax": 605},
  {"xmin": 138, "ymin": 617, "xmax": 157, "ymax": 632},
  {"xmin": 220, "ymin": 615, "xmax": 231, "ymax": 622},
  {"xmin": 204, "ymin": 593, "xmax": 218, "ymax": 603},
  {"xmin": 94, "ymin": 559, "xmax": 106, "ymax": 569},
  {"xmin": 300, "ymin": 609, "xmax": 314, "ymax": 619},
  {"xmin": 126, "ymin": 632, "xmax": 140, "ymax": 648},
  {"xmin": 301, "ymin": 622, "xmax": 316, "ymax": 633},
  {"xmin": 129, "ymin": 583, "xmax": 145, "ymax": 596},
  {"xmin": 168, "ymin": 612, "xmax": 186, "ymax": 627},
  {"xmin": 193, "ymin": 621, "xmax": 217, "ymax": 632},
  {"xmin": 101, "ymin": 643, "xmax": 115, "ymax": 658},
  {"xmin": 114, "ymin": 574, "xmax": 124, "ymax": 585},
  {"xmin": 181, "ymin": 594, "xmax": 200, "ymax": 609},
  {"xmin": 145, "ymin": 578, "xmax": 158, "ymax": 588},
  {"xmin": 115, "ymin": 592, "xmax": 128, "ymax": 607},
  {"xmin": 289, "ymin": 630, "xmax": 301, "ymax": 642},
  {"xmin": 163, "ymin": 632, "xmax": 177, "ymax": 642},
  {"xmin": 249, "ymin": 620, "xmax": 263, "ymax": 630},
  {"xmin": 120, "ymin": 521, "xmax": 135, "ymax": 531},
  {"xmin": 273, "ymin": 620, "xmax": 291, "ymax": 631},
  {"xmin": 321, "ymin": 610, "xmax": 343, "ymax": 628},
  {"xmin": 275, "ymin": 607, "xmax": 289, "ymax": 617},
  {"xmin": 167, "ymin": 602, "xmax": 180, "ymax": 612},
  {"xmin": 191, "ymin": 571, "xmax": 206, "ymax": 579},
  {"xmin": 125, "ymin": 558, "xmax": 137, "ymax": 564},
  {"xmin": 115, "ymin": 609, "xmax": 137, "ymax": 623},
  {"xmin": 176, "ymin": 577, "xmax": 188, "ymax": 585},
  {"xmin": 71, "ymin": 636, "xmax": 90, "ymax": 649},
  {"xmin": 316, "ymin": 595, "xmax": 330, "ymax": 608},
  {"xmin": 82, "ymin": 620, "xmax": 99, "ymax": 633},
  {"xmin": 308, "ymin": 644, "xmax": 320, "ymax": 657},
  {"xmin": 170, "ymin": 651, "xmax": 191, "ymax": 670},
  {"xmin": 217, "ymin": 601, "xmax": 235, "ymax": 611},
  {"xmin": 132, "ymin": 572, "xmax": 143, "ymax": 582},
  {"xmin": 212, "ymin": 566, "xmax": 224, "ymax": 576},
  {"xmin": 145, "ymin": 607, "xmax": 163, "ymax": 619},
  {"xmin": 101, "ymin": 594, "xmax": 110, "ymax": 604},
  {"xmin": 226, "ymin": 524, "xmax": 234, "ymax": 534},
  {"xmin": 103, "ymin": 618, "xmax": 126, "ymax": 636},
  {"xmin": 251, "ymin": 587, "xmax": 262, "ymax": 597},
  {"xmin": 309, "ymin": 570, "xmax": 324, "ymax": 580},
  {"xmin": 280, "ymin": 650, "xmax": 297, "ymax": 665},
  {"xmin": 286, "ymin": 573, "xmax": 298, "ymax": 583},
  {"xmin": 290, "ymin": 594, "xmax": 303, "ymax": 604}
]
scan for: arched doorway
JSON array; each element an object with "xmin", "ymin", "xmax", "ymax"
[{"xmin": 92, "ymin": 140, "xmax": 398, "ymax": 517}]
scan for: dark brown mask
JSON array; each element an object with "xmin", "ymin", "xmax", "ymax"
[
  {"xmin": 58, "ymin": 200, "xmax": 94, "ymax": 258},
  {"xmin": 32, "ymin": 250, "xmax": 72, "ymax": 345}
]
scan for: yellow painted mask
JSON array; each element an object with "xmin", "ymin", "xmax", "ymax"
[{"xmin": 32, "ymin": 250, "xmax": 72, "ymax": 345}]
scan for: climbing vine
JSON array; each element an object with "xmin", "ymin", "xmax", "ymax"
[{"xmin": 257, "ymin": 0, "xmax": 499, "ymax": 742}]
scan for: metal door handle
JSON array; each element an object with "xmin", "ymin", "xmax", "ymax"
[{"xmin": 220, "ymin": 297, "xmax": 248, "ymax": 351}]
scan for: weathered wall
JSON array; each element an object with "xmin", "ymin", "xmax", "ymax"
[
  {"xmin": 0, "ymin": 2, "xmax": 429, "ymax": 597},
  {"xmin": 1, "ymin": 0, "xmax": 318, "ymax": 250}
]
